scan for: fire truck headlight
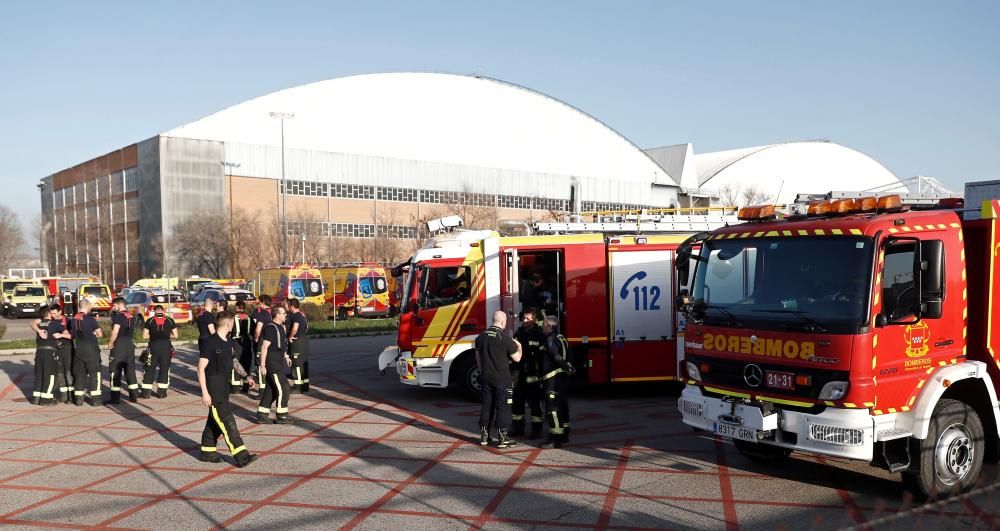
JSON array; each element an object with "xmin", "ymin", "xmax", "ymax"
[
  {"xmin": 817, "ymin": 381, "xmax": 849, "ymax": 400},
  {"xmin": 685, "ymin": 361, "xmax": 702, "ymax": 381}
]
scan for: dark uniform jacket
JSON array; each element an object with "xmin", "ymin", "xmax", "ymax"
[{"xmin": 540, "ymin": 331, "xmax": 572, "ymax": 382}]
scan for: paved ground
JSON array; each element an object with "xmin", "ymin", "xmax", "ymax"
[
  {"xmin": 0, "ymin": 334, "xmax": 996, "ymax": 530},
  {"xmin": 1, "ymin": 317, "xmax": 38, "ymax": 341}
]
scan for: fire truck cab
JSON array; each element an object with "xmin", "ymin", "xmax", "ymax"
[
  {"xmin": 379, "ymin": 211, "xmax": 736, "ymax": 398},
  {"xmin": 677, "ymin": 185, "xmax": 1000, "ymax": 500}
]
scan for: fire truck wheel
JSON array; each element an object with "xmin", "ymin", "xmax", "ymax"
[
  {"xmin": 733, "ymin": 440, "xmax": 792, "ymax": 463},
  {"xmin": 903, "ymin": 398, "xmax": 984, "ymax": 501},
  {"xmin": 451, "ymin": 352, "xmax": 482, "ymax": 401}
]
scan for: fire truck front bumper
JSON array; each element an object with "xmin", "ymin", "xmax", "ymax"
[
  {"xmin": 678, "ymin": 385, "xmax": 875, "ymax": 461},
  {"xmin": 378, "ymin": 348, "xmax": 447, "ymax": 387}
]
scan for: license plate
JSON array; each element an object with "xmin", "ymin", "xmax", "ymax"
[
  {"xmin": 766, "ymin": 370, "xmax": 795, "ymax": 390},
  {"xmin": 21, "ymin": 308, "xmax": 32, "ymax": 312},
  {"xmin": 713, "ymin": 422, "xmax": 759, "ymax": 442}
]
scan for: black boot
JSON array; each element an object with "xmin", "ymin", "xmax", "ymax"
[
  {"xmin": 197, "ymin": 451, "xmax": 222, "ymax": 463},
  {"xmin": 509, "ymin": 422, "xmax": 525, "ymax": 437},
  {"xmin": 234, "ymin": 452, "xmax": 259, "ymax": 468},
  {"xmin": 496, "ymin": 430, "xmax": 517, "ymax": 449},
  {"xmin": 251, "ymin": 414, "xmax": 273, "ymax": 424},
  {"xmin": 155, "ymin": 389, "xmax": 166, "ymax": 399},
  {"xmin": 109, "ymin": 392, "xmax": 121, "ymax": 405},
  {"xmin": 140, "ymin": 389, "xmax": 151, "ymax": 399},
  {"xmin": 129, "ymin": 390, "xmax": 139, "ymax": 403},
  {"xmin": 301, "ymin": 383, "xmax": 310, "ymax": 394},
  {"xmin": 32, "ymin": 396, "xmax": 41, "ymax": 406},
  {"xmin": 529, "ymin": 422, "xmax": 543, "ymax": 440},
  {"xmin": 89, "ymin": 396, "xmax": 103, "ymax": 407},
  {"xmin": 479, "ymin": 426, "xmax": 490, "ymax": 446},
  {"xmin": 276, "ymin": 414, "xmax": 290, "ymax": 425},
  {"xmin": 541, "ymin": 432, "xmax": 562, "ymax": 449}
]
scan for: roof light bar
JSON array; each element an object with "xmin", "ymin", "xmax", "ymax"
[
  {"xmin": 737, "ymin": 205, "xmax": 776, "ymax": 222},
  {"xmin": 877, "ymin": 195, "xmax": 903, "ymax": 212}
]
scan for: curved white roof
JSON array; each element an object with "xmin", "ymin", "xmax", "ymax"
[
  {"xmin": 163, "ymin": 73, "xmax": 674, "ymax": 186},
  {"xmin": 693, "ymin": 141, "xmax": 905, "ymax": 205}
]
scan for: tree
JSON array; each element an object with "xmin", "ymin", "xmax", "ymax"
[
  {"xmin": 168, "ymin": 212, "xmax": 232, "ymax": 278},
  {"xmin": 0, "ymin": 205, "xmax": 25, "ymax": 272},
  {"xmin": 741, "ymin": 185, "xmax": 771, "ymax": 206},
  {"xmin": 717, "ymin": 183, "xmax": 772, "ymax": 208}
]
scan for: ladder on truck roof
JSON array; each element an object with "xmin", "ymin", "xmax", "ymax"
[
  {"xmin": 795, "ymin": 191, "xmax": 960, "ymax": 208},
  {"xmin": 533, "ymin": 208, "xmax": 740, "ymax": 234}
]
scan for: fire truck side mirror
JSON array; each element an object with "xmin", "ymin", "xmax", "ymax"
[{"xmin": 919, "ymin": 240, "xmax": 944, "ymax": 319}]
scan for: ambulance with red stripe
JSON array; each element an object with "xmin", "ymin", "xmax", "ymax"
[
  {"xmin": 677, "ymin": 183, "xmax": 1000, "ymax": 500},
  {"xmin": 378, "ymin": 211, "xmax": 737, "ymax": 399}
]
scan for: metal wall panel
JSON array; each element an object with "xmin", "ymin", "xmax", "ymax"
[
  {"xmin": 220, "ymin": 141, "xmax": 678, "ymax": 208},
  {"xmin": 137, "ymin": 136, "xmax": 163, "ymax": 276},
  {"xmin": 159, "ymin": 136, "xmax": 226, "ymax": 274}
]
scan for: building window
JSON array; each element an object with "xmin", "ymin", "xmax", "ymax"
[
  {"xmin": 110, "ymin": 171, "xmax": 125, "ymax": 195},
  {"xmin": 377, "ymin": 187, "xmax": 419, "ymax": 203},
  {"xmin": 125, "ymin": 200, "xmax": 139, "ymax": 222},
  {"xmin": 124, "ymin": 167, "xmax": 139, "ymax": 192}
]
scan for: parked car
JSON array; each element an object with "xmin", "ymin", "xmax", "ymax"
[
  {"xmin": 124, "ymin": 290, "xmax": 192, "ymax": 324},
  {"xmin": 190, "ymin": 289, "xmax": 257, "ymax": 317}
]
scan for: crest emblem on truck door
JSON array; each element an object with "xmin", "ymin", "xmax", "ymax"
[
  {"xmin": 903, "ymin": 321, "xmax": 931, "ymax": 358},
  {"xmin": 743, "ymin": 364, "xmax": 763, "ymax": 388}
]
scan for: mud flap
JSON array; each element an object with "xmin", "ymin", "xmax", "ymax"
[{"xmin": 378, "ymin": 346, "xmax": 401, "ymax": 374}]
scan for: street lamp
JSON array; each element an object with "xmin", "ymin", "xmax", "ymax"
[{"xmin": 269, "ymin": 111, "xmax": 295, "ymax": 264}]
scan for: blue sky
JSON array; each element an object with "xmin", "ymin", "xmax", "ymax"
[{"xmin": 2, "ymin": 1, "xmax": 998, "ymax": 224}]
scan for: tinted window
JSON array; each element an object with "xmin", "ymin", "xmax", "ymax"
[
  {"xmin": 420, "ymin": 266, "xmax": 472, "ymax": 309},
  {"xmin": 290, "ymin": 279, "xmax": 323, "ymax": 299},
  {"xmin": 83, "ymin": 286, "xmax": 109, "ymax": 297},
  {"xmin": 882, "ymin": 243, "xmax": 917, "ymax": 320},
  {"xmin": 16, "ymin": 286, "xmax": 45, "ymax": 297}
]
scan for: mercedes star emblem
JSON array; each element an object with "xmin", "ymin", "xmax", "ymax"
[
  {"xmin": 744, "ymin": 364, "xmax": 763, "ymax": 388},
  {"xmin": 749, "ymin": 335, "xmax": 758, "ymax": 344}
]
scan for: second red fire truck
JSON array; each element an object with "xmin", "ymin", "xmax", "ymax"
[{"xmin": 378, "ymin": 211, "xmax": 737, "ymax": 398}]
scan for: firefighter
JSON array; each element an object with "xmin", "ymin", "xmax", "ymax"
[
  {"xmin": 197, "ymin": 310, "xmax": 258, "ymax": 467},
  {"xmin": 540, "ymin": 315, "xmax": 575, "ymax": 449},
  {"xmin": 287, "ymin": 298, "xmax": 310, "ymax": 393},
  {"xmin": 30, "ymin": 305, "xmax": 58, "ymax": 405},
  {"xmin": 512, "ymin": 307, "xmax": 545, "ymax": 438},
  {"xmin": 71, "ymin": 299, "xmax": 103, "ymax": 406},
  {"xmin": 253, "ymin": 305, "xmax": 292, "ymax": 424},
  {"xmin": 475, "ymin": 310, "xmax": 522, "ymax": 449},
  {"xmin": 196, "ymin": 298, "xmax": 218, "ymax": 355},
  {"xmin": 47, "ymin": 304, "xmax": 73, "ymax": 402},
  {"xmin": 107, "ymin": 297, "xmax": 141, "ymax": 404},
  {"xmin": 231, "ymin": 300, "xmax": 254, "ymax": 394},
  {"xmin": 142, "ymin": 305, "xmax": 177, "ymax": 399},
  {"xmin": 251, "ymin": 294, "xmax": 273, "ymax": 398},
  {"xmin": 521, "ymin": 272, "xmax": 555, "ymax": 317}
]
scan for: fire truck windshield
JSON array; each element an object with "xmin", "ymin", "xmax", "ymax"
[{"xmin": 691, "ymin": 236, "xmax": 874, "ymax": 333}]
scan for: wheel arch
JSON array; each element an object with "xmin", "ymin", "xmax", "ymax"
[{"xmin": 910, "ymin": 361, "xmax": 1000, "ymax": 461}]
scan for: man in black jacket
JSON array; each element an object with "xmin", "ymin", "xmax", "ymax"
[
  {"xmin": 512, "ymin": 307, "xmax": 545, "ymax": 438},
  {"xmin": 475, "ymin": 310, "xmax": 522, "ymax": 449},
  {"xmin": 197, "ymin": 311, "xmax": 258, "ymax": 467},
  {"xmin": 540, "ymin": 315, "xmax": 575, "ymax": 449}
]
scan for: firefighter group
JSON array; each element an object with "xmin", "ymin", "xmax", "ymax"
[
  {"xmin": 29, "ymin": 294, "xmax": 312, "ymax": 468},
  {"xmin": 477, "ymin": 306, "xmax": 574, "ymax": 449}
]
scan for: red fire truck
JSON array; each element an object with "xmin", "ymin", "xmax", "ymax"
[
  {"xmin": 378, "ymin": 211, "xmax": 737, "ymax": 398},
  {"xmin": 676, "ymin": 184, "xmax": 1000, "ymax": 499}
]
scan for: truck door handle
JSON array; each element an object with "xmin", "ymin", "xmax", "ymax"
[
  {"xmin": 934, "ymin": 339, "xmax": 953, "ymax": 348},
  {"xmin": 414, "ymin": 317, "xmax": 425, "ymax": 326}
]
